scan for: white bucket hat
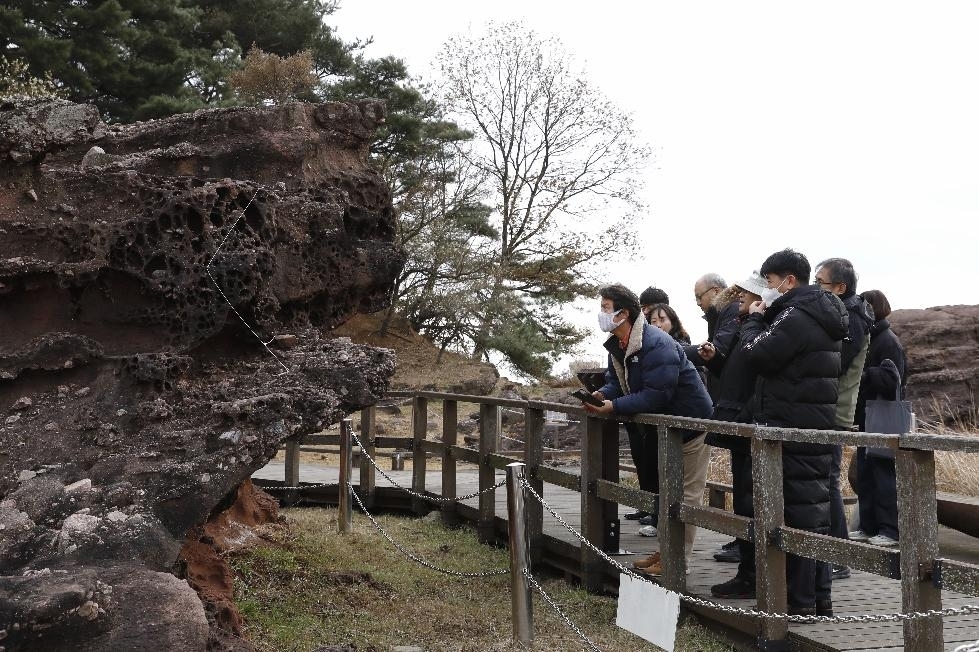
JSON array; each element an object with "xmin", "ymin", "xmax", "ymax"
[{"xmin": 735, "ymin": 270, "xmax": 767, "ymax": 298}]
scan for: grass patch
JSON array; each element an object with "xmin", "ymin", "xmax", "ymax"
[{"xmin": 229, "ymin": 508, "xmax": 735, "ymax": 652}]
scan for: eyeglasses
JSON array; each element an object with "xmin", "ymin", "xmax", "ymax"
[
  {"xmin": 695, "ymin": 286, "xmax": 720, "ymax": 302},
  {"xmin": 815, "ymin": 279, "xmax": 836, "ymax": 288}
]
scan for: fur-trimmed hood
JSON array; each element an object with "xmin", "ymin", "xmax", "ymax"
[{"xmin": 713, "ymin": 285, "xmax": 742, "ymax": 314}]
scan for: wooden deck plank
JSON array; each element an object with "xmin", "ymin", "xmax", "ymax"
[{"xmin": 254, "ymin": 462, "xmax": 979, "ymax": 652}]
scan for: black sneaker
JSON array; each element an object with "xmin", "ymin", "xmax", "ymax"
[
  {"xmin": 639, "ymin": 514, "xmax": 657, "ymax": 526},
  {"xmin": 721, "ymin": 538, "xmax": 738, "ymax": 551},
  {"xmin": 816, "ymin": 599, "xmax": 833, "ymax": 617},
  {"xmin": 624, "ymin": 511, "xmax": 650, "ymax": 521},
  {"xmin": 713, "ymin": 546, "xmax": 740, "ymax": 563},
  {"xmin": 710, "ymin": 575, "xmax": 756, "ymax": 599},
  {"xmin": 787, "ymin": 605, "xmax": 816, "ymax": 617},
  {"xmin": 832, "ymin": 565, "xmax": 851, "ymax": 580}
]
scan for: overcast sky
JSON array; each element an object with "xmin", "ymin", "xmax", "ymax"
[{"xmin": 331, "ymin": 1, "xmax": 979, "ymax": 353}]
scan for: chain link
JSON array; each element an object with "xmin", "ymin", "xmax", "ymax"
[
  {"xmin": 955, "ymin": 640, "xmax": 979, "ymax": 652},
  {"xmin": 346, "ymin": 482, "xmax": 509, "ymax": 578},
  {"xmin": 260, "ymin": 481, "xmax": 334, "ymax": 491},
  {"xmin": 350, "ymin": 429, "xmax": 507, "ymax": 503},
  {"xmin": 523, "ymin": 568, "xmax": 602, "ymax": 652},
  {"xmin": 519, "ymin": 478, "xmax": 979, "ymax": 625}
]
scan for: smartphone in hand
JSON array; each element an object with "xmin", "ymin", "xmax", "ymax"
[{"xmin": 570, "ymin": 388, "xmax": 604, "ymax": 407}]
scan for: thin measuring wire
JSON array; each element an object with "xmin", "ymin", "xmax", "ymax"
[
  {"xmin": 523, "ymin": 568, "xmax": 602, "ymax": 652},
  {"xmin": 350, "ymin": 428, "xmax": 507, "ymax": 503},
  {"xmin": 347, "ymin": 482, "xmax": 509, "ymax": 577},
  {"xmin": 205, "ymin": 185, "xmax": 289, "ymax": 374},
  {"xmin": 519, "ymin": 477, "xmax": 979, "ymax": 625}
]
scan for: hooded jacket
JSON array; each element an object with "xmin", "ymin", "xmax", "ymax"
[
  {"xmin": 855, "ymin": 318, "xmax": 907, "ymax": 430},
  {"xmin": 741, "ymin": 284, "xmax": 849, "ymax": 430},
  {"xmin": 739, "ymin": 284, "xmax": 848, "ymax": 531},
  {"xmin": 598, "ymin": 318, "xmax": 713, "ymax": 429}
]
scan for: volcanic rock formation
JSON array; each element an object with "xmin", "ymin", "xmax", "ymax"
[
  {"xmin": 0, "ymin": 97, "xmax": 404, "ymax": 650},
  {"xmin": 890, "ymin": 305, "xmax": 979, "ymax": 425}
]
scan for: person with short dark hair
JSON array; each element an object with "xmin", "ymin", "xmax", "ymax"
[
  {"xmin": 740, "ymin": 248, "xmax": 849, "ymax": 617},
  {"xmin": 850, "ymin": 289, "xmax": 906, "ymax": 548},
  {"xmin": 814, "ymin": 258, "xmax": 875, "ymax": 580},
  {"xmin": 587, "ymin": 284, "xmax": 714, "ymax": 573},
  {"xmin": 639, "ymin": 286, "xmax": 670, "ymax": 310}
]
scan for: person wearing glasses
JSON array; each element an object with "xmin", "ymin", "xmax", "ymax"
[
  {"xmin": 813, "ymin": 258, "xmax": 876, "ymax": 580},
  {"xmin": 740, "ymin": 248, "xmax": 848, "ymax": 617},
  {"xmin": 685, "ymin": 273, "xmax": 740, "ymax": 401}
]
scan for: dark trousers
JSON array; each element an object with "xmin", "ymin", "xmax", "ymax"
[
  {"xmin": 856, "ymin": 447, "xmax": 899, "ymax": 539},
  {"xmin": 628, "ymin": 424, "xmax": 660, "ymax": 521},
  {"xmin": 787, "ymin": 553, "xmax": 833, "ymax": 607},
  {"xmin": 829, "ymin": 445, "xmax": 849, "ymax": 540},
  {"xmin": 783, "ymin": 449, "xmax": 833, "ymax": 609},
  {"xmin": 731, "ymin": 448, "xmax": 756, "ymax": 579}
]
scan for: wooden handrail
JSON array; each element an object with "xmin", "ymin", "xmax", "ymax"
[{"xmin": 277, "ymin": 390, "xmax": 979, "ymax": 651}]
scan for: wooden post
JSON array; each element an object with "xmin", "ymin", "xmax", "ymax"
[
  {"xmin": 284, "ymin": 438, "xmax": 300, "ymax": 487},
  {"xmin": 657, "ymin": 425, "xmax": 687, "ymax": 591},
  {"xmin": 411, "ymin": 396, "xmax": 428, "ymax": 515},
  {"xmin": 752, "ymin": 435, "xmax": 788, "ymax": 650},
  {"xmin": 580, "ymin": 416, "xmax": 618, "ymax": 592},
  {"xmin": 359, "ymin": 406, "xmax": 376, "ymax": 508},
  {"xmin": 478, "ymin": 403, "xmax": 501, "ymax": 544},
  {"xmin": 896, "ymin": 449, "xmax": 944, "ymax": 650},
  {"xmin": 441, "ymin": 400, "xmax": 459, "ymax": 527},
  {"xmin": 708, "ymin": 486, "xmax": 727, "ymax": 510},
  {"xmin": 524, "ymin": 407, "xmax": 545, "ymax": 564}
]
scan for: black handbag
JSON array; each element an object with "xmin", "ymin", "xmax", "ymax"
[{"xmin": 865, "ymin": 366, "xmax": 912, "ymax": 459}]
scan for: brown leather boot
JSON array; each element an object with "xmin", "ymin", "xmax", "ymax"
[{"xmin": 632, "ymin": 552, "xmax": 661, "ymax": 570}]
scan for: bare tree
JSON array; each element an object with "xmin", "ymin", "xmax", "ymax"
[{"xmin": 437, "ymin": 21, "xmax": 650, "ymax": 374}]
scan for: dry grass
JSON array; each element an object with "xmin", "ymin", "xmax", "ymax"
[{"xmin": 229, "ymin": 508, "xmax": 735, "ymax": 652}]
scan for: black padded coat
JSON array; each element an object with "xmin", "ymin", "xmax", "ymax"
[{"xmin": 740, "ymin": 284, "xmax": 849, "ymax": 531}]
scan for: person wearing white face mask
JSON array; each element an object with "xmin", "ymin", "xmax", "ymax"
[
  {"xmin": 740, "ymin": 248, "xmax": 849, "ymax": 619},
  {"xmin": 581, "ymin": 284, "xmax": 714, "ymax": 575}
]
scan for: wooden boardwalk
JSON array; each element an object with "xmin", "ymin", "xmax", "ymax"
[{"xmin": 254, "ymin": 462, "xmax": 979, "ymax": 651}]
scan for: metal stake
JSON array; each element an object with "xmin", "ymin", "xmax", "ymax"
[
  {"xmin": 339, "ymin": 418, "xmax": 353, "ymax": 534},
  {"xmin": 506, "ymin": 462, "xmax": 534, "ymax": 645}
]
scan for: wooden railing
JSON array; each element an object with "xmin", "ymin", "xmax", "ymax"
[{"xmin": 277, "ymin": 390, "xmax": 979, "ymax": 651}]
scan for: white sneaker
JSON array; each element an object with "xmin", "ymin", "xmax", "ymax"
[
  {"xmin": 638, "ymin": 525, "xmax": 658, "ymax": 537},
  {"xmin": 848, "ymin": 529, "xmax": 870, "ymax": 542},
  {"xmin": 867, "ymin": 534, "xmax": 899, "ymax": 547}
]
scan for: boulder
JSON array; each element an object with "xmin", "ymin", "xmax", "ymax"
[{"xmin": 0, "ymin": 98, "xmax": 404, "ymax": 649}]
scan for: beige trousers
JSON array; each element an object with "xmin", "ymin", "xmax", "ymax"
[{"xmin": 682, "ymin": 433, "xmax": 710, "ymax": 559}]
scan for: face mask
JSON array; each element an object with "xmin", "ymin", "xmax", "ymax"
[
  {"xmin": 598, "ymin": 309, "xmax": 624, "ymax": 332},
  {"xmin": 760, "ymin": 278, "xmax": 788, "ymax": 307}
]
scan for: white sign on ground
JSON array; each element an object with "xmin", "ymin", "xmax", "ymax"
[{"xmin": 615, "ymin": 574, "xmax": 680, "ymax": 652}]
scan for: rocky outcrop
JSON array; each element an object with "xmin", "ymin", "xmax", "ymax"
[
  {"xmin": 890, "ymin": 305, "xmax": 979, "ymax": 425},
  {"xmin": 0, "ymin": 97, "xmax": 404, "ymax": 650}
]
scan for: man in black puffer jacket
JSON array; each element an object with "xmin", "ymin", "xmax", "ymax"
[{"xmin": 740, "ymin": 249, "xmax": 849, "ymax": 617}]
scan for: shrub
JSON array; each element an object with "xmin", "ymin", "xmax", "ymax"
[{"xmin": 227, "ymin": 47, "xmax": 318, "ymax": 105}]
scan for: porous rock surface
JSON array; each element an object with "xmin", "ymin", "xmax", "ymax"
[
  {"xmin": 890, "ymin": 305, "xmax": 979, "ymax": 424},
  {"xmin": 0, "ymin": 97, "xmax": 403, "ymax": 650}
]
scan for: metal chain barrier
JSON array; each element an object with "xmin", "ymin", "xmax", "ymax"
[
  {"xmin": 519, "ymin": 477, "xmax": 979, "ymax": 625},
  {"xmin": 260, "ymin": 480, "xmax": 334, "ymax": 492},
  {"xmin": 350, "ymin": 428, "xmax": 507, "ymax": 503},
  {"xmin": 347, "ymin": 482, "xmax": 509, "ymax": 578},
  {"xmin": 523, "ymin": 568, "xmax": 602, "ymax": 652},
  {"xmin": 955, "ymin": 640, "xmax": 979, "ymax": 652}
]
